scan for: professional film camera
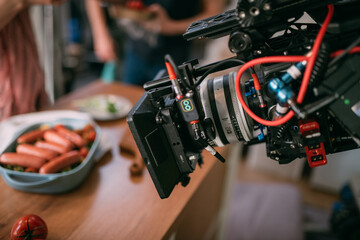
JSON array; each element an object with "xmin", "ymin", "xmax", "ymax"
[{"xmin": 127, "ymin": 0, "xmax": 360, "ymax": 198}]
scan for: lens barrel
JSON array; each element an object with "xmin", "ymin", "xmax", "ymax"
[{"xmin": 199, "ymin": 71, "xmax": 253, "ymax": 146}]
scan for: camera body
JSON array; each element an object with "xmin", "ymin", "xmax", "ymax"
[{"xmin": 128, "ymin": 0, "xmax": 360, "ymax": 198}]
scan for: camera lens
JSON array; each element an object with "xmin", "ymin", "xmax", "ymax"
[{"xmin": 199, "ymin": 71, "xmax": 254, "ymax": 146}]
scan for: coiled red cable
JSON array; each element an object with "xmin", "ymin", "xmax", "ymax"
[{"xmin": 235, "ymin": 5, "xmax": 334, "ymax": 127}]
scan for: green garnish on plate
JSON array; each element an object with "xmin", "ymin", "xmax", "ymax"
[{"xmin": 106, "ymin": 100, "xmax": 118, "ymax": 113}]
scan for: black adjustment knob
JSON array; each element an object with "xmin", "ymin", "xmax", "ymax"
[
  {"xmin": 228, "ymin": 31, "xmax": 252, "ymax": 53},
  {"xmin": 203, "ymin": 118, "xmax": 216, "ymax": 140}
]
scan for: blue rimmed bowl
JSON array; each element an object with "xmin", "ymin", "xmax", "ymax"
[{"xmin": 0, "ymin": 118, "xmax": 101, "ymax": 194}]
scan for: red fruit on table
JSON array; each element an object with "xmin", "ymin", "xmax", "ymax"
[{"xmin": 11, "ymin": 214, "xmax": 48, "ymax": 240}]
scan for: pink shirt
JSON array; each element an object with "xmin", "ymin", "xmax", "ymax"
[{"xmin": 0, "ymin": 10, "xmax": 48, "ymax": 121}]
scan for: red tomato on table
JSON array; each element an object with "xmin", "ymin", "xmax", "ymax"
[{"xmin": 11, "ymin": 214, "xmax": 48, "ymax": 240}]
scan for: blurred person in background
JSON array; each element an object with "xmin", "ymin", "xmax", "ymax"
[
  {"xmin": 86, "ymin": 0, "xmax": 224, "ymax": 86},
  {"xmin": 0, "ymin": 0, "xmax": 66, "ymax": 121}
]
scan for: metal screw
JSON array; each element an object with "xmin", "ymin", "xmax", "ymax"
[
  {"xmin": 298, "ymin": 143, "xmax": 303, "ymax": 147},
  {"xmin": 263, "ymin": 3, "xmax": 271, "ymax": 11},
  {"xmin": 156, "ymin": 115, "xmax": 163, "ymax": 124},
  {"xmin": 239, "ymin": 11, "xmax": 246, "ymax": 19},
  {"xmin": 189, "ymin": 155, "xmax": 196, "ymax": 161},
  {"xmin": 185, "ymin": 91, "xmax": 193, "ymax": 97},
  {"xmin": 290, "ymin": 144, "xmax": 295, "ymax": 149},
  {"xmin": 249, "ymin": 7, "xmax": 260, "ymax": 16}
]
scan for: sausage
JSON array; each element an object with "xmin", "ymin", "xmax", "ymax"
[
  {"xmin": 16, "ymin": 144, "xmax": 58, "ymax": 160},
  {"xmin": 35, "ymin": 141, "xmax": 68, "ymax": 154},
  {"xmin": 43, "ymin": 131, "xmax": 74, "ymax": 150},
  {"xmin": 0, "ymin": 153, "xmax": 46, "ymax": 169},
  {"xmin": 39, "ymin": 151, "xmax": 82, "ymax": 174},
  {"xmin": 120, "ymin": 128, "xmax": 145, "ymax": 176},
  {"xmin": 55, "ymin": 126, "xmax": 85, "ymax": 148},
  {"xmin": 17, "ymin": 129, "xmax": 44, "ymax": 144}
]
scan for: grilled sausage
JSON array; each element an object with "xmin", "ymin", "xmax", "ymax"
[
  {"xmin": 39, "ymin": 151, "xmax": 82, "ymax": 174},
  {"xmin": 16, "ymin": 144, "xmax": 58, "ymax": 160},
  {"xmin": 43, "ymin": 131, "xmax": 74, "ymax": 150},
  {"xmin": 17, "ymin": 129, "xmax": 44, "ymax": 144},
  {"xmin": 55, "ymin": 126, "xmax": 85, "ymax": 148},
  {"xmin": 35, "ymin": 141, "xmax": 68, "ymax": 154},
  {"xmin": 0, "ymin": 153, "xmax": 46, "ymax": 169}
]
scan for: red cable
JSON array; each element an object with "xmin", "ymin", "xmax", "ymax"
[
  {"xmin": 330, "ymin": 46, "xmax": 360, "ymax": 58},
  {"xmin": 235, "ymin": 5, "xmax": 334, "ymax": 127},
  {"xmin": 165, "ymin": 62, "xmax": 177, "ymax": 80},
  {"xmin": 297, "ymin": 5, "xmax": 334, "ymax": 104},
  {"xmin": 251, "ymin": 73, "xmax": 261, "ymax": 90},
  {"xmin": 235, "ymin": 56, "xmax": 307, "ymax": 127}
]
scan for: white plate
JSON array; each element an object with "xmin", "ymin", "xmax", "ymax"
[{"xmin": 73, "ymin": 94, "xmax": 133, "ymax": 121}]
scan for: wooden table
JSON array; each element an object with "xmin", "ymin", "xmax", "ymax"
[{"xmin": 0, "ymin": 81, "xmax": 227, "ymax": 239}]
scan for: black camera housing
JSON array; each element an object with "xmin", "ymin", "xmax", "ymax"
[
  {"xmin": 128, "ymin": 0, "xmax": 360, "ymax": 198},
  {"xmin": 128, "ymin": 83, "xmax": 203, "ymax": 198}
]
